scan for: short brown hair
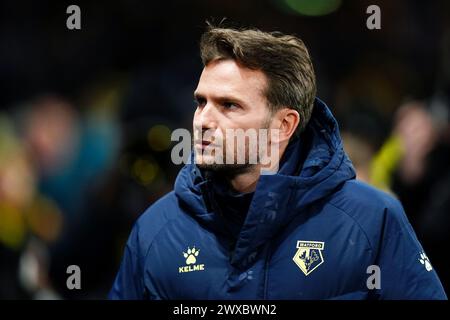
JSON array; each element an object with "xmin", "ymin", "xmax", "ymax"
[{"xmin": 200, "ymin": 25, "xmax": 316, "ymax": 134}]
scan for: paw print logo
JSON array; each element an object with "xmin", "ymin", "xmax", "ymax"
[
  {"xmin": 183, "ymin": 247, "xmax": 200, "ymax": 265},
  {"xmin": 239, "ymin": 270, "xmax": 254, "ymax": 281},
  {"xmin": 419, "ymin": 252, "xmax": 433, "ymax": 272}
]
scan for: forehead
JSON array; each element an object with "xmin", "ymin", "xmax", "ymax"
[{"xmin": 195, "ymin": 59, "xmax": 268, "ymax": 101}]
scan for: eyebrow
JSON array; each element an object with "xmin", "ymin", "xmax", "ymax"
[
  {"xmin": 193, "ymin": 92, "xmax": 205, "ymax": 101},
  {"xmin": 193, "ymin": 92, "xmax": 247, "ymax": 106}
]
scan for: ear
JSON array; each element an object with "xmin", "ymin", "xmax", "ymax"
[{"xmin": 275, "ymin": 108, "xmax": 300, "ymax": 143}]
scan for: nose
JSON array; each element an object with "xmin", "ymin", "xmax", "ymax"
[{"xmin": 194, "ymin": 102, "xmax": 217, "ymax": 132}]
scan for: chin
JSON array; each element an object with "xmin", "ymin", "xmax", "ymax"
[
  {"xmin": 196, "ymin": 162, "xmax": 254, "ymax": 177},
  {"xmin": 194, "ymin": 154, "xmax": 214, "ymax": 166}
]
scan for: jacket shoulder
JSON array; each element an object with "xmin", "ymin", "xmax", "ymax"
[
  {"xmin": 329, "ymin": 182, "xmax": 447, "ymax": 299},
  {"xmin": 328, "ymin": 179, "xmax": 408, "ymax": 249},
  {"xmin": 331, "ymin": 180, "xmax": 403, "ymax": 218},
  {"xmin": 128, "ymin": 191, "xmax": 181, "ymax": 256}
]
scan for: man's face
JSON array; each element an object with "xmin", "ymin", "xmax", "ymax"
[{"xmin": 193, "ymin": 59, "xmax": 274, "ymax": 174}]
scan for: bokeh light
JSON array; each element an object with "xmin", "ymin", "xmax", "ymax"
[
  {"xmin": 147, "ymin": 125, "xmax": 172, "ymax": 152},
  {"xmin": 276, "ymin": 0, "xmax": 342, "ymax": 16}
]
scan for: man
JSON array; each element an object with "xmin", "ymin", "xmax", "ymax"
[{"xmin": 109, "ymin": 26, "xmax": 447, "ymax": 299}]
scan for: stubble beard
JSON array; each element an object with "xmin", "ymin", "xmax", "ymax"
[{"xmin": 193, "ymin": 117, "xmax": 272, "ymax": 178}]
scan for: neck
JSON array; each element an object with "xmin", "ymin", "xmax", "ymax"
[
  {"xmin": 228, "ymin": 144, "xmax": 287, "ymax": 193},
  {"xmin": 223, "ymin": 143, "xmax": 288, "ymax": 193},
  {"xmin": 228, "ymin": 166, "xmax": 261, "ymax": 193}
]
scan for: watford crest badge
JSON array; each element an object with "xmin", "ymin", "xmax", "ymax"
[{"xmin": 293, "ymin": 241, "xmax": 325, "ymax": 276}]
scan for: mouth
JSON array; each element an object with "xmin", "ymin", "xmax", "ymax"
[{"xmin": 195, "ymin": 140, "xmax": 215, "ymax": 150}]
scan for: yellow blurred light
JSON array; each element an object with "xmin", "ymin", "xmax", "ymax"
[
  {"xmin": 147, "ymin": 125, "xmax": 172, "ymax": 152},
  {"xmin": 0, "ymin": 202, "xmax": 26, "ymax": 250},
  {"xmin": 132, "ymin": 158, "xmax": 158, "ymax": 185},
  {"xmin": 25, "ymin": 196, "xmax": 63, "ymax": 244}
]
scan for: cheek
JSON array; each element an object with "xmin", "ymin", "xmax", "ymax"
[{"xmin": 240, "ymin": 115, "xmax": 269, "ymax": 130}]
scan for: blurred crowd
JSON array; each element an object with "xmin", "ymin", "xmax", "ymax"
[
  {"xmin": 0, "ymin": 81, "xmax": 183, "ymax": 299},
  {"xmin": 0, "ymin": 0, "xmax": 449, "ymax": 298}
]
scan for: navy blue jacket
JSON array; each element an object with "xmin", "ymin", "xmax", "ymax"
[{"xmin": 109, "ymin": 99, "xmax": 447, "ymax": 300}]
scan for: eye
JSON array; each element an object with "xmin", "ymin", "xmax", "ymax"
[
  {"xmin": 222, "ymin": 101, "xmax": 239, "ymax": 109},
  {"xmin": 194, "ymin": 97, "xmax": 206, "ymax": 108}
]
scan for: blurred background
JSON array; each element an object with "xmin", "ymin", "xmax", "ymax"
[{"xmin": 0, "ymin": 0, "xmax": 449, "ymax": 299}]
